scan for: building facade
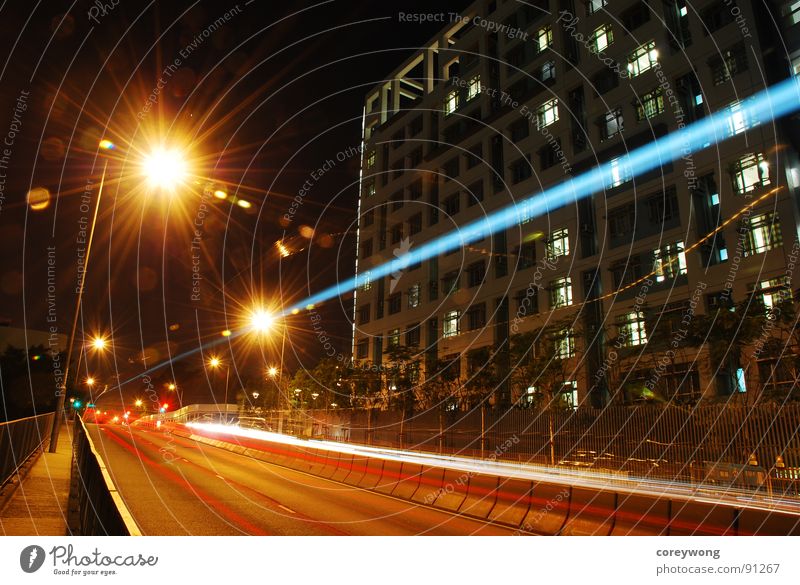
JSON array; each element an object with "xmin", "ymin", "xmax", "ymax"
[{"xmin": 352, "ymin": 0, "xmax": 800, "ymax": 410}]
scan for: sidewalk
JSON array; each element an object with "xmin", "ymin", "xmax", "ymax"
[{"xmin": 0, "ymin": 423, "xmax": 74, "ymax": 536}]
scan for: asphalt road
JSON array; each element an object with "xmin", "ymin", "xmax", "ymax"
[{"xmin": 86, "ymin": 424, "xmax": 519, "ymax": 535}]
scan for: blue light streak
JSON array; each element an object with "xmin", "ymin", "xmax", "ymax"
[{"xmin": 120, "ymin": 76, "xmax": 800, "ymax": 387}]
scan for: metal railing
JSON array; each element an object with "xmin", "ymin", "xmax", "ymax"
[
  {"xmin": 70, "ymin": 416, "xmax": 142, "ymax": 535},
  {"xmin": 0, "ymin": 412, "xmax": 54, "ymax": 488},
  {"xmin": 240, "ymin": 403, "xmax": 800, "ymax": 496}
]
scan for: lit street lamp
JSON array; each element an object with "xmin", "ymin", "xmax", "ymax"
[{"xmin": 49, "ymin": 141, "xmax": 190, "ymax": 452}]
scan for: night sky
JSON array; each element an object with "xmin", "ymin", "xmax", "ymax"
[{"xmin": 0, "ymin": 0, "xmax": 471, "ymax": 404}]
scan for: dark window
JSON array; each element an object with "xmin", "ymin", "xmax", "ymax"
[
  {"xmin": 539, "ymin": 139, "xmax": 561, "ymax": 170},
  {"xmin": 442, "ymin": 270, "xmax": 460, "ymax": 295},
  {"xmin": 608, "ymin": 203, "xmax": 636, "ymax": 241},
  {"xmin": 467, "ymin": 261, "xmax": 486, "ymax": 288},
  {"xmin": 515, "ymin": 242, "xmax": 536, "ymax": 269},
  {"xmin": 443, "ymin": 157, "xmax": 459, "ymax": 181},
  {"xmin": 515, "ymin": 288, "xmax": 538, "ymax": 314},
  {"xmin": 709, "ymin": 42, "xmax": 747, "ymax": 85},
  {"xmin": 510, "ymin": 157, "xmax": 532, "ymax": 184},
  {"xmin": 409, "ymin": 115, "xmax": 423, "ymax": 136},
  {"xmin": 465, "ymin": 143, "xmax": 483, "ymax": 169},
  {"xmin": 405, "ymin": 325, "xmax": 420, "ymax": 347},
  {"xmin": 391, "ymin": 190, "xmax": 404, "ymax": 212},
  {"xmin": 505, "ymin": 45, "xmax": 526, "ymax": 74},
  {"xmin": 391, "ymin": 129, "xmax": 404, "ymax": 148},
  {"xmin": 360, "ymin": 238, "xmax": 373, "ymax": 259},
  {"xmin": 647, "ymin": 186, "xmax": 679, "ymax": 224},
  {"xmin": 408, "ymin": 180, "xmax": 422, "ymax": 200},
  {"xmin": 390, "ymin": 223, "xmax": 403, "ymax": 244},
  {"xmin": 622, "ymin": 1, "xmax": 650, "ymax": 31},
  {"xmin": 509, "ymin": 118, "xmax": 529, "ymax": 142},
  {"xmin": 429, "ymin": 184, "xmax": 439, "ymax": 225},
  {"xmin": 391, "ymin": 160, "xmax": 403, "ymax": 180},
  {"xmin": 408, "ymin": 212, "xmax": 422, "ymax": 235},
  {"xmin": 444, "ymin": 193, "xmax": 461, "ymax": 215},
  {"xmin": 592, "ymin": 68, "xmax": 619, "ymax": 95},
  {"xmin": 356, "ymin": 339, "xmax": 369, "ymax": 359},
  {"xmin": 467, "ymin": 303, "xmax": 487, "ymax": 330},
  {"xmin": 388, "ymin": 293, "xmax": 402, "ymax": 315},
  {"xmin": 610, "ymin": 257, "xmax": 643, "ymax": 288},
  {"xmin": 407, "ymin": 147, "xmax": 423, "ymax": 168},
  {"xmin": 359, "ymin": 304, "xmax": 371, "ymax": 324},
  {"xmin": 467, "ymin": 180, "xmax": 484, "ymax": 206},
  {"xmin": 702, "ymin": 0, "xmax": 736, "ymax": 34},
  {"xmin": 363, "ymin": 209, "xmax": 374, "ymax": 227}
]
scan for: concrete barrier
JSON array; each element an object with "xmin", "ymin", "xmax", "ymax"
[
  {"xmin": 561, "ymin": 488, "xmax": 617, "ymax": 535},
  {"xmin": 738, "ymin": 508, "xmax": 800, "ymax": 536},
  {"xmin": 430, "ymin": 468, "xmax": 470, "ymax": 511},
  {"xmin": 410, "ymin": 466, "xmax": 446, "ymax": 505},
  {"xmin": 330, "ymin": 453, "xmax": 353, "ymax": 483},
  {"xmin": 162, "ymin": 424, "xmax": 800, "ymax": 536},
  {"xmin": 519, "ymin": 483, "xmax": 571, "ymax": 535},
  {"xmin": 611, "ymin": 493, "xmax": 670, "ymax": 535},
  {"xmin": 391, "ymin": 462, "xmax": 422, "ymax": 500},
  {"xmin": 487, "ymin": 478, "xmax": 534, "ymax": 527},
  {"xmin": 318, "ymin": 450, "xmax": 341, "ymax": 479},
  {"xmin": 459, "ymin": 473, "xmax": 498, "ymax": 520},
  {"xmin": 374, "ymin": 459, "xmax": 404, "ymax": 495},
  {"xmin": 357, "ymin": 457, "xmax": 385, "ymax": 489},
  {"xmin": 669, "ymin": 500, "xmax": 737, "ymax": 535},
  {"xmin": 342, "ymin": 455, "xmax": 371, "ymax": 486}
]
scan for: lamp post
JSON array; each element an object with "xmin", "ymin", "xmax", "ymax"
[{"xmin": 49, "ymin": 142, "xmax": 190, "ymax": 452}]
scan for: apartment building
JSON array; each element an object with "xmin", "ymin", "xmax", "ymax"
[{"xmin": 352, "ymin": 0, "xmax": 800, "ymax": 409}]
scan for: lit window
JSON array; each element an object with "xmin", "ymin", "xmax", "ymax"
[
  {"xmin": 636, "ymin": 88, "xmax": 665, "ymax": 121},
  {"xmin": 592, "ymin": 25, "xmax": 613, "ymax": 52},
  {"xmin": 388, "ymin": 328, "xmax": 400, "ymax": 349},
  {"xmin": 366, "ymin": 182, "xmax": 376, "ymax": 197},
  {"xmin": 755, "ymin": 277, "xmax": 791, "ymax": 310},
  {"xmin": 550, "ymin": 277, "xmax": 573, "ymax": 308},
  {"xmin": 602, "ymin": 109, "xmax": 623, "ymax": 140},
  {"xmin": 555, "ymin": 329, "xmax": 575, "ymax": 359},
  {"xmin": 366, "ymin": 151, "xmax": 376, "ymax": 168},
  {"xmin": 536, "ymin": 98, "xmax": 559, "ymax": 129},
  {"xmin": 547, "ymin": 228, "xmax": 570, "ymax": 259},
  {"xmin": 680, "ymin": 5, "xmax": 688, "ymax": 17},
  {"xmin": 653, "ymin": 241, "xmax": 687, "ymax": 282},
  {"xmin": 407, "ymin": 283, "xmax": 420, "ymax": 308},
  {"xmin": 559, "ymin": 380, "xmax": 578, "ymax": 408},
  {"xmin": 726, "ymin": 100, "xmax": 759, "ymax": 136},
  {"xmin": 732, "ymin": 153, "xmax": 770, "ymax": 194},
  {"xmin": 539, "ymin": 61, "xmax": 556, "ymax": 82},
  {"xmin": 468, "ymin": 76, "xmax": 481, "ymax": 100},
  {"xmin": 443, "ymin": 310, "xmax": 461, "ymax": 338},
  {"xmin": 619, "ymin": 311, "xmax": 647, "ymax": 346},
  {"xmin": 627, "ymin": 41, "xmax": 658, "ymax": 77},
  {"xmin": 587, "ymin": 0, "xmax": 607, "ymax": 14},
  {"xmin": 535, "ymin": 26, "xmax": 553, "ymax": 53},
  {"xmin": 360, "ymin": 271, "xmax": 372, "ymax": 291},
  {"xmin": 445, "ymin": 90, "xmax": 459, "ymax": 116},
  {"xmin": 518, "ymin": 201, "xmax": 533, "ymax": 224},
  {"xmin": 791, "ymin": 1, "xmax": 800, "ymax": 25},
  {"xmin": 743, "ymin": 212, "xmax": 782, "ymax": 256},
  {"xmin": 608, "ymin": 156, "xmax": 631, "ymax": 188}
]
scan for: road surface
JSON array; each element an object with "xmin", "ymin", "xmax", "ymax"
[{"xmin": 86, "ymin": 424, "xmax": 519, "ymax": 535}]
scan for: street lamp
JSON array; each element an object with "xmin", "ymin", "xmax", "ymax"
[
  {"xmin": 49, "ymin": 140, "xmax": 191, "ymax": 452},
  {"xmin": 267, "ymin": 366, "xmax": 279, "ymax": 378},
  {"xmin": 208, "ymin": 356, "xmax": 231, "ymax": 406},
  {"xmin": 90, "ymin": 336, "xmax": 108, "ymax": 351},
  {"xmin": 86, "ymin": 377, "xmax": 95, "ymax": 388}
]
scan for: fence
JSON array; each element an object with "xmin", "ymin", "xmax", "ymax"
[
  {"xmin": 246, "ymin": 403, "xmax": 800, "ymax": 495},
  {"xmin": 70, "ymin": 415, "xmax": 141, "ymax": 535},
  {"xmin": 0, "ymin": 412, "xmax": 54, "ymax": 488}
]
